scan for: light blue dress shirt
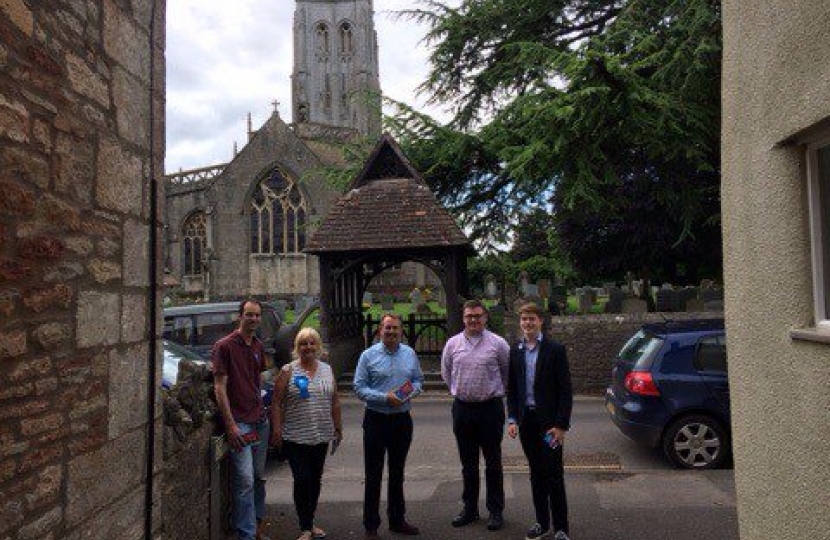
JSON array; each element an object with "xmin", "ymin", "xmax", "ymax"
[
  {"xmin": 353, "ymin": 341, "xmax": 423, "ymax": 414},
  {"xmin": 523, "ymin": 335, "xmax": 542, "ymax": 408}
]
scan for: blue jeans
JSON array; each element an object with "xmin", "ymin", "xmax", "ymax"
[{"xmin": 230, "ymin": 418, "xmax": 269, "ymax": 540}]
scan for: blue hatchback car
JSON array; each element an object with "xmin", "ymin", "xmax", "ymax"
[{"xmin": 605, "ymin": 319, "xmax": 730, "ymax": 469}]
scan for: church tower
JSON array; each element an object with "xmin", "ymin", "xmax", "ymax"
[{"xmin": 292, "ymin": 0, "xmax": 382, "ymax": 137}]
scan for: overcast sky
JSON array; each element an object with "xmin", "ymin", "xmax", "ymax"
[{"xmin": 165, "ymin": 0, "xmax": 452, "ymax": 173}]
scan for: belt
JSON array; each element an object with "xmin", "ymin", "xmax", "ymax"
[{"xmin": 455, "ymin": 396, "xmax": 503, "ymax": 406}]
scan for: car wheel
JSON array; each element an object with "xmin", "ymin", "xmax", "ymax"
[{"xmin": 662, "ymin": 414, "xmax": 729, "ymax": 470}]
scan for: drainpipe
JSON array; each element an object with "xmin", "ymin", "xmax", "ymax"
[{"xmin": 145, "ymin": 1, "xmax": 159, "ymax": 538}]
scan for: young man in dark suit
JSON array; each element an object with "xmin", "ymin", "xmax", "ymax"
[{"xmin": 506, "ymin": 302, "xmax": 573, "ymax": 540}]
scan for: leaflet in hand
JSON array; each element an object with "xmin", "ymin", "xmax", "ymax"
[{"xmin": 394, "ymin": 380, "xmax": 415, "ymax": 402}]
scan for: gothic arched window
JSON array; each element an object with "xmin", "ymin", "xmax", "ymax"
[
  {"xmin": 339, "ymin": 21, "xmax": 353, "ymax": 56},
  {"xmin": 315, "ymin": 22, "xmax": 330, "ymax": 57},
  {"xmin": 182, "ymin": 211, "xmax": 207, "ymax": 276},
  {"xmin": 251, "ymin": 168, "xmax": 308, "ymax": 255}
]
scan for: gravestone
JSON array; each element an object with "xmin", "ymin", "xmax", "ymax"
[
  {"xmin": 550, "ymin": 286, "xmax": 568, "ymax": 312},
  {"xmin": 524, "ymin": 283, "xmax": 540, "ymax": 298},
  {"xmin": 362, "ymin": 291, "xmax": 373, "ymax": 305},
  {"xmin": 519, "ymin": 271, "xmax": 531, "ymax": 296},
  {"xmin": 577, "ymin": 289, "xmax": 593, "ymax": 314},
  {"xmin": 678, "ymin": 287, "xmax": 697, "ymax": 310},
  {"xmin": 410, "ymin": 287, "xmax": 424, "ymax": 308},
  {"xmin": 701, "ymin": 288, "xmax": 723, "ymax": 303},
  {"xmin": 485, "ymin": 274, "xmax": 499, "ymax": 299},
  {"xmin": 632, "ymin": 280, "xmax": 644, "ymax": 297},
  {"xmin": 604, "ymin": 287, "xmax": 624, "ymax": 314},
  {"xmin": 621, "ymin": 297, "xmax": 648, "ymax": 314},
  {"xmin": 655, "ymin": 289, "xmax": 681, "ymax": 312},
  {"xmin": 685, "ymin": 298, "xmax": 705, "ymax": 312},
  {"xmin": 505, "ymin": 283, "xmax": 518, "ymax": 303},
  {"xmin": 381, "ymin": 294, "xmax": 394, "ymax": 311},
  {"xmin": 537, "ymin": 279, "xmax": 551, "ymax": 300}
]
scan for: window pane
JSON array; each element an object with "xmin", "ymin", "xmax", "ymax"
[
  {"xmin": 695, "ymin": 336, "xmax": 727, "ymax": 372},
  {"xmin": 818, "ymin": 145, "xmax": 830, "ymax": 320},
  {"xmin": 184, "ymin": 237, "xmax": 193, "ymax": 274}
]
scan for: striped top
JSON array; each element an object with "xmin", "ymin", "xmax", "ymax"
[{"xmin": 281, "ymin": 360, "xmax": 336, "ymax": 445}]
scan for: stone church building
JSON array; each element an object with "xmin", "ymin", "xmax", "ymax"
[{"xmin": 164, "ymin": 0, "xmax": 434, "ymax": 303}]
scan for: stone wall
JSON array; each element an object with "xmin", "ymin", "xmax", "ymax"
[
  {"xmin": 0, "ymin": 1, "xmax": 165, "ymax": 539},
  {"xmin": 161, "ymin": 360, "xmax": 217, "ymax": 540},
  {"xmin": 506, "ymin": 312, "xmax": 723, "ymax": 394}
]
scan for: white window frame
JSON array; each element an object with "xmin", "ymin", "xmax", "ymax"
[{"xmin": 806, "ymin": 136, "xmax": 830, "ymax": 330}]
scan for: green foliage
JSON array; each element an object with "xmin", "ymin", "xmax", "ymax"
[
  {"xmin": 510, "ymin": 206, "xmax": 554, "ymax": 261},
  {"xmin": 392, "ymin": 0, "xmax": 723, "ymax": 281}
]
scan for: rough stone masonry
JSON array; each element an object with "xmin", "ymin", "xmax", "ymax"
[{"xmin": 0, "ymin": 1, "xmax": 167, "ymax": 539}]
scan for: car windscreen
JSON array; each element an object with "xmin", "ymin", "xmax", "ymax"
[
  {"xmin": 194, "ymin": 311, "xmax": 238, "ymax": 347},
  {"xmin": 617, "ymin": 330, "xmax": 664, "ymax": 367}
]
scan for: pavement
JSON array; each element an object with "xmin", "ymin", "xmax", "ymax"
[{"xmin": 261, "ymin": 396, "xmax": 738, "ymax": 540}]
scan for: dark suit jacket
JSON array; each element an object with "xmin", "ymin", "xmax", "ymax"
[{"xmin": 507, "ymin": 337, "xmax": 573, "ymax": 432}]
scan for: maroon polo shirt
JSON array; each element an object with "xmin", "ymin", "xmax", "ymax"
[{"xmin": 211, "ymin": 329, "xmax": 266, "ymax": 423}]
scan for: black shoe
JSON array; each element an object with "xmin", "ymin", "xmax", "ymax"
[
  {"xmin": 486, "ymin": 513, "xmax": 504, "ymax": 531},
  {"xmin": 451, "ymin": 510, "xmax": 480, "ymax": 527},
  {"xmin": 389, "ymin": 520, "xmax": 419, "ymax": 535},
  {"xmin": 525, "ymin": 523, "xmax": 552, "ymax": 540}
]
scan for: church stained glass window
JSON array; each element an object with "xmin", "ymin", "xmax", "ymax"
[
  {"xmin": 182, "ymin": 211, "xmax": 206, "ymax": 276},
  {"xmin": 251, "ymin": 168, "xmax": 308, "ymax": 255}
]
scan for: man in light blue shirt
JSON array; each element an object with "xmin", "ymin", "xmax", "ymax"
[{"xmin": 354, "ymin": 313, "xmax": 423, "ymax": 539}]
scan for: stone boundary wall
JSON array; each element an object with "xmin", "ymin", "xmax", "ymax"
[
  {"xmin": 507, "ymin": 312, "xmax": 724, "ymax": 394},
  {"xmin": 161, "ymin": 421, "xmax": 213, "ymax": 540}
]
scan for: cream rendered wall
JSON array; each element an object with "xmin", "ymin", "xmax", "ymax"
[{"xmin": 722, "ymin": 1, "xmax": 830, "ymax": 539}]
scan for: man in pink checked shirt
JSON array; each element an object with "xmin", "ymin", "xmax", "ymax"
[{"xmin": 441, "ymin": 299, "xmax": 510, "ymax": 532}]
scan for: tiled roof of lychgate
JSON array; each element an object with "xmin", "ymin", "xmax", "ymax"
[
  {"xmin": 304, "ymin": 177, "xmax": 470, "ymax": 252},
  {"xmin": 306, "ymin": 134, "xmax": 471, "ymax": 253}
]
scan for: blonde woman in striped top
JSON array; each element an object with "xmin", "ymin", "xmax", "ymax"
[{"xmin": 270, "ymin": 327, "xmax": 342, "ymax": 540}]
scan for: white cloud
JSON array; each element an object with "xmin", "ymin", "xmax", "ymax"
[{"xmin": 165, "ymin": 0, "xmax": 456, "ymax": 173}]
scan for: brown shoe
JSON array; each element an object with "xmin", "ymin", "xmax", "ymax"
[{"xmin": 389, "ymin": 521, "xmax": 420, "ymax": 535}]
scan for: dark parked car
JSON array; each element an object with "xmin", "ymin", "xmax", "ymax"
[
  {"xmin": 605, "ymin": 319, "xmax": 730, "ymax": 469},
  {"xmin": 162, "ymin": 301, "xmax": 284, "ymax": 360}
]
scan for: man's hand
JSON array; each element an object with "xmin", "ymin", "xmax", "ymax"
[
  {"xmin": 386, "ymin": 391, "xmax": 403, "ymax": 408},
  {"xmin": 507, "ymin": 423, "xmax": 518, "ymax": 439},
  {"xmin": 548, "ymin": 427, "xmax": 566, "ymax": 446},
  {"xmin": 227, "ymin": 422, "xmax": 244, "ymax": 452}
]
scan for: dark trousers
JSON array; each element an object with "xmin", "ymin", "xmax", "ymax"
[
  {"xmin": 451, "ymin": 397, "xmax": 505, "ymax": 515},
  {"xmin": 362, "ymin": 409, "xmax": 413, "ymax": 532},
  {"xmin": 518, "ymin": 409, "xmax": 569, "ymax": 534},
  {"xmin": 284, "ymin": 441, "xmax": 329, "ymax": 531}
]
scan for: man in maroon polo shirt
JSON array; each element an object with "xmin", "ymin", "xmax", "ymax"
[{"xmin": 213, "ymin": 299, "xmax": 271, "ymax": 540}]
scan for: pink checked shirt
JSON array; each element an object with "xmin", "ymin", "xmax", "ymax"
[{"xmin": 441, "ymin": 329, "xmax": 510, "ymax": 401}]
